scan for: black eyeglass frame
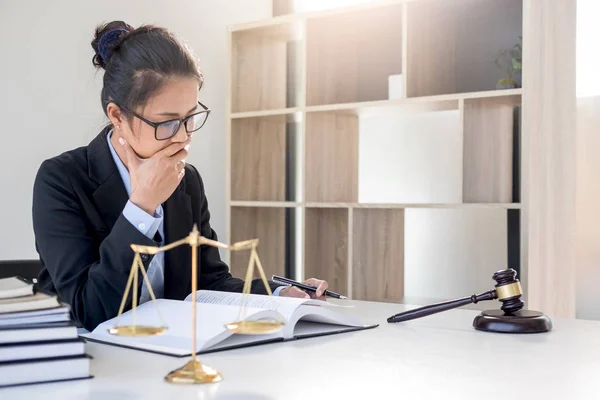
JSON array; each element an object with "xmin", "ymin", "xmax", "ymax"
[{"xmin": 116, "ymin": 101, "xmax": 211, "ymax": 141}]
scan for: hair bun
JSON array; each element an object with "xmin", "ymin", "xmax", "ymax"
[{"xmin": 91, "ymin": 21, "xmax": 134, "ymax": 69}]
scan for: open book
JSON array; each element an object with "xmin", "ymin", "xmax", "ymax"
[{"xmin": 81, "ymin": 291, "xmax": 377, "ymax": 356}]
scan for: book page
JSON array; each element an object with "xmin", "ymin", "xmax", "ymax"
[
  {"xmin": 0, "ymin": 292, "xmax": 55, "ymax": 305},
  {"xmin": 87, "ymin": 299, "xmax": 276, "ymax": 356},
  {"xmin": 0, "ymin": 292, "xmax": 60, "ymax": 314},
  {"xmin": 185, "ymin": 290, "xmax": 309, "ymax": 320},
  {"xmin": 0, "ymin": 277, "xmax": 33, "ymax": 298}
]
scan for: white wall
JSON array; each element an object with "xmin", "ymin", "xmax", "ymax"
[
  {"xmin": 0, "ymin": 0, "xmax": 272, "ymax": 259},
  {"xmin": 576, "ymin": 0, "xmax": 600, "ymax": 320},
  {"xmin": 576, "ymin": 0, "xmax": 600, "ymax": 98}
]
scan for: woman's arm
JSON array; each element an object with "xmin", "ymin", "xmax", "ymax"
[
  {"xmin": 32, "ymin": 159, "xmax": 157, "ymax": 331},
  {"xmin": 189, "ymin": 165, "xmax": 279, "ymax": 295}
]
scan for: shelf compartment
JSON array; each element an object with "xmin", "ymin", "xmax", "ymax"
[
  {"xmin": 404, "ymin": 208, "xmax": 507, "ymax": 300},
  {"xmin": 231, "ymin": 107, "xmax": 301, "ymax": 119},
  {"xmin": 229, "ymin": 207, "xmax": 288, "ymax": 281},
  {"xmin": 228, "ymin": 90, "xmax": 522, "ymax": 119},
  {"xmin": 358, "ymin": 108, "xmax": 462, "ymax": 204},
  {"xmin": 234, "ymin": 0, "xmax": 408, "ymax": 32},
  {"xmin": 304, "ymin": 208, "xmax": 349, "ymax": 292},
  {"xmin": 306, "ymin": 98, "xmax": 458, "ymax": 117},
  {"xmin": 406, "ymin": 0, "xmax": 523, "ymax": 97},
  {"xmin": 462, "ymin": 96, "xmax": 521, "ymax": 203},
  {"xmin": 306, "ymin": 3, "xmax": 404, "ymax": 106},
  {"xmin": 305, "ymin": 112, "xmax": 359, "ymax": 202},
  {"xmin": 352, "ymin": 208, "xmax": 405, "ymax": 302},
  {"xmin": 231, "ymin": 22, "xmax": 302, "ymax": 113},
  {"xmin": 303, "ymin": 89, "xmax": 521, "ymax": 116},
  {"xmin": 304, "ymin": 202, "xmax": 522, "ymax": 209},
  {"xmin": 231, "ymin": 115, "xmax": 300, "ymax": 202},
  {"xmin": 230, "ymin": 201, "xmax": 302, "ymax": 208}
]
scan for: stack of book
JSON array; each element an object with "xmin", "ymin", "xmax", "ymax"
[{"xmin": 0, "ymin": 276, "xmax": 91, "ymax": 387}]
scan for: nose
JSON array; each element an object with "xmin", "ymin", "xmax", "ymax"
[{"xmin": 171, "ymin": 122, "xmax": 190, "ymax": 143}]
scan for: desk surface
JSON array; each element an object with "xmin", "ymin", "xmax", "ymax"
[{"xmin": 4, "ymin": 300, "xmax": 600, "ymax": 399}]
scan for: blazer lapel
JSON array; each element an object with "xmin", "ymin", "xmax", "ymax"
[
  {"xmin": 87, "ymin": 127, "xmax": 193, "ymax": 300},
  {"xmin": 88, "ymin": 128, "xmax": 129, "ymax": 233},
  {"xmin": 163, "ymin": 183, "xmax": 193, "ymax": 300}
]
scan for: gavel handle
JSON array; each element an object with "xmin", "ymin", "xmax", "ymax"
[{"xmin": 387, "ymin": 290, "xmax": 497, "ymax": 323}]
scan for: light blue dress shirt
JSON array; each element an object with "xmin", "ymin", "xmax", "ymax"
[
  {"xmin": 106, "ymin": 131, "xmax": 283, "ymax": 302},
  {"xmin": 107, "ymin": 131, "xmax": 164, "ymax": 304}
]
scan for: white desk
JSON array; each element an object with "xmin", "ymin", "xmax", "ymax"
[{"xmin": 4, "ymin": 300, "xmax": 600, "ymax": 399}]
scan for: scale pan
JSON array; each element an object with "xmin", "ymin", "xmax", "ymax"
[
  {"xmin": 108, "ymin": 325, "xmax": 168, "ymax": 337},
  {"xmin": 224, "ymin": 320, "xmax": 284, "ymax": 335}
]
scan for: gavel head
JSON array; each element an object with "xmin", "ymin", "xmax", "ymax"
[{"xmin": 492, "ymin": 269, "xmax": 524, "ymax": 314}]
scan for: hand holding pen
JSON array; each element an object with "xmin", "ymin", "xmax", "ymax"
[{"xmin": 272, "ymin": 275, "xmax": 347, "ymax": 300}]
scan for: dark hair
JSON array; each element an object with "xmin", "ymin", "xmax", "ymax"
[{"xmin": 91, "ymin": 21, "xmax": 203, "ymax": 119}]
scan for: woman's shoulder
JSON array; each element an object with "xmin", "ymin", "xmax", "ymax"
[
  {"xmin": 32, "ymin": 145, "xmax": 91, "ymax": 214},
  {"xmin": 36, "ymin": 144, "xmax": 90, "ymax": 183},
  {"xmin": 36, "ymin": 130, "xmax": 109, "ymax": 184}
]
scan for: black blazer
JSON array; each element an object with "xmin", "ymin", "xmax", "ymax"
[{"xmin": 32, "ymin": 127, "xmax": 277, "ymax": 331}]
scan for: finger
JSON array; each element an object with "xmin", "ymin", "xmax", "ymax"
[
  {"xmin": 304, "ymin": 278, "xmax": 328, "ymax": 298},
  {"xmin": 316, "ymin": 281, "xmax": 328, "ymax": 298},
  {"xmin": 118, "ymin": 137, "xmax": 141, "ymax": 171},
  {"xmin": 170, "ymin": 147, "xmax": 189, "ymax": 164},
  {"xmin": 284, "ymin": 286, "xmax": 310, "ymax": 299},
  {"xmin": 154, "ymin": 137, "xmax": 192, "ymax": 158},
  {"xmin": 175, "ymin": 159, "xmax": 186, "ymax": 172}
]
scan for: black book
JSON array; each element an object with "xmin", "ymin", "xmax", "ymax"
[
  {"xmin": 0, "ymin": 338, "xmax": 85, "ymax": 362},
  {"xmin": 0, "ymin": 322, "xmax": 78, "ymax": 345},
  {"xmin": 0, "ymin": 354, "xmax": 92, "ymax": 388},
  {"xmin": 0, "ymin": 305, "xmax": 70, "ymax": 327}
]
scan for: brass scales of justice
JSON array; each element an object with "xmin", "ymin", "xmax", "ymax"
[{"xmin": 107, "ymin": 224, "xmax": 284, "ymax": 384}]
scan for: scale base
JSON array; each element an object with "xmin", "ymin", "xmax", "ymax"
[
  {"xmin": 165, "ymin": 360, "xmax": 222, "ymax": 384},
  {"xmin": 473, "ymin": 309, "xmax": 552, "ymax": 333},
  {"xmin": 108, "ymin": 325, "xmax": 167, "ymax": 337},
  {"xmin": 225, "ymin": 320, "xmax": 284, "ymax": 335}
]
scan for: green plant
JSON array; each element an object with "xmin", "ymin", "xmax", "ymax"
[{"xmin": 495, "ymin": 36, "xmax": 522, "ymax": 87}]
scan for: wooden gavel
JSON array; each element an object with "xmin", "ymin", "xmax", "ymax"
[{"xmin": 387, "ymin": 269, "xmax": 524, "ymax": 323}]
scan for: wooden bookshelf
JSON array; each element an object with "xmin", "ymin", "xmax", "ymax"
[
  {"xmin": 352, "ymin": 208, "xmax": 405, "ymax": 302},
  {"xmin": 306, "ymin": 3, "xmax": 404, "ymax": 106},
  {"xmin": 304, "ymin": 208, "xmax": 349, "ymax": 291},
  {"xmin": 305, "ymin": 112, "xmax": 359, "ymax": 202},
  {"xmin": 229, "ymin": 207, "xmax": 287, "ymax": 280},
  {"xmin": 406, "ymin": 0, "xmax": 522, "ymax": 97},
  {"xmin": 462, "ymin": 96, "xmax": 521, "ymax": 203},
  {"xmin": 231, "ymin": 201, "xmax": 522, "ymax": 209},
  {"xmin": 227, "ymin": 0, "xmax": 524, "ymax": 303},
  {"xmin": 230, "ymin": 201, "xmax": 302, "ymax": 208},
  {"xmin": 230, "ymin": 116, "xmax": 287, "ymax": 201},
  {"xmin": 230, "ymin": 90, "xmax": 522, "ymax": 119}
]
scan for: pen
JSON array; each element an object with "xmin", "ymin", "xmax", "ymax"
[{"xmin": 271, "ymin": 275, "xmax": 347, "ymax": 299}]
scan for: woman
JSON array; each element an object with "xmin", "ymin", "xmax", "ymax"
[{"xmin": 32, "ymin": 21, "xmax": 328, "ymax": 332}]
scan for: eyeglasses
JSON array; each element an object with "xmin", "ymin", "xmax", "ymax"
[{"xmin": 118, "ymin": 101, "xmax": 211, "ymax": 141}]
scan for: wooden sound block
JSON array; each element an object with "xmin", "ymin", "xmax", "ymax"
[{"xmin": 473, "ymin": 310, "xmax": 552, "ymax": 333}]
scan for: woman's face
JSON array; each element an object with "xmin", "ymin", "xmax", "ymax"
[{"xmin": 108, "ymin": 77, "xmax": 200, "ymax": 159}]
